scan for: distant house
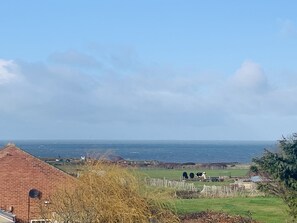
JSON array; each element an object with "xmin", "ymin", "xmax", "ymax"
[{"xmin": 0, "ymin": 144, "xmax": 73, "ymax": 223}]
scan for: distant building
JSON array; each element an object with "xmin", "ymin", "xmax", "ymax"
[{"xmin": 0, "ymin": 144, "xmax": 73, "ymax": 223}]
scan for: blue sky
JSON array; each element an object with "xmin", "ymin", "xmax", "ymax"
[{"xmin": 1, "ymin": 1, "xmax": 297, "ymax": 140}]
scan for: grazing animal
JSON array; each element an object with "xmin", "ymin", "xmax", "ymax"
[
  {"xmin": 202, "ymin": 172, "xmax": 207, "ymax": 180},
  {"xmin": 196, "ymin": 172, "xmax": 203, "ymax": 177},
  {"xmin": 197, "ymin": 172, "xmax": 207, "ymax": 180},
  {"xmin": 189, "ymin": 172, "xmax": 195, "ymax": 179},
  {"xmin": 182, "ymin": 171, "xmax": 188, "ymax": 179}
]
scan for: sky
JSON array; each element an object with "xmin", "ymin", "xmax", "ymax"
[{"xmin": 1, "ymin": 1, "xmax": 297, "ymax": 140}]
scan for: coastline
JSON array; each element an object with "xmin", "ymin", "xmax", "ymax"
[{"xmin": 0, "ymin": 140, "xmax": 275, "ymax": 164}]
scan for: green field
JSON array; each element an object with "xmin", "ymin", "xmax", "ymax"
[
  {"xmin": 138, "ymin": 168, "xmax": 290, "ymax": 222},
  {"xmin": 56, "ymin": 164, "xmax": 289, "ymax": 222},
  {"xmin": 174, "ymin": 197, "xmax": 289, "ymax": 223},
  {"xmin": 138, "ymin": 168, "xmax": 249, "ymax": 190},
  {"xmin": 53, "ymin": 163, "xmax": 84, "ymax": 175},
  {"xmin": 138, "ymin": 168, "xmax": 249, "ymax": 180},
  {"xmin": 56, "ymin": 163, "xmax": 250, "ymax": 180}
]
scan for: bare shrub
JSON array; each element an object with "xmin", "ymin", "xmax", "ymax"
[{"xmin": 41, "ymin": 161, "xmax": 179, "ymax": 223}]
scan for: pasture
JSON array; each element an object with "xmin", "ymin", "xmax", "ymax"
[
  {"xmin": 56, "ymin": 164, "xmax": 289, "ymax": 222},
  {"xmin": 175, "ymin": 197, "xmax": 288, "ymax": 223},
  {"xmin": 139, "ymin": 167, "xmax": 289, "ymax": 222},
  {"xmin": 139, "ymin": 168, "xmax": 249, "ymax": 179},
  {"xmin": 138, "ymin": 168, "xmax": 249, "ymax": 190}
]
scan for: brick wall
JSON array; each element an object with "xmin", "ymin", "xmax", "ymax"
[{"xmin": 0, "ymin": 145, "xmax": 73, "ymax": 223}]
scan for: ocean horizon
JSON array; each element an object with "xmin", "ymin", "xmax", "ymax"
[{"xmin": 0, "ymin": 140, "xmax": 277, "ymax": 164}]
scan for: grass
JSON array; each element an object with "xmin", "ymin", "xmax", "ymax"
[
  {"xmin": 138, "ymin": 168, "xmax": 249, "ymax": 180},
  {"xmin": 56, "ymin": 163, "xmax": 249, "ymax": 180},
  {"xmin": 55, "ymin": 164, "xmax": 289, "ymax": 222},
  {"xmin": 53, "ymin": 163, "xmax": 85, "ymax": 175},
  {"xmin": 138, "ymin": 168, "xmax": 290, "ymax": 222},
  {"xmin": 174, "ymin": 196, "xmax": 289, "ymax": 223},
  {"xmin": 192, "ymin": 181, "xmax": 233, "ymax": 190}
]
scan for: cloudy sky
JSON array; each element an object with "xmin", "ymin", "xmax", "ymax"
[{"xmin": 1, "ymin": 1, "xmax": 297, "ymax": 140}]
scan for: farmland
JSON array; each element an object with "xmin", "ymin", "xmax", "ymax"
[
  {"xmin": 138, "ymin": 167, "xmax": 289, "ymax": 223},
  {"xmin": 55, "ymin": 163, "xmax": 289, "ymax": 222}
]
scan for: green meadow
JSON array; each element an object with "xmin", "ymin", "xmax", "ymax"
[
  {"xmin": 138, "ymin": 167, "xmax": 249, "ymax": 190},
  {"xmin": 138, "ymin": 168, "xmax": 290, "ymax": 223},
  {"xmin": 174, "ymin": 197, "xmax": 288, "ymax": 223},
  {"xmin": 58, "ymin": 164, "xmax": 249, "ymax": 180},
  {"xmin": 139, "ymin": 167, "xmax": 249, "ymax": 179},
  {"xmin": 57, "ymin": 164, "xmax": 289, "ymax": 222}
]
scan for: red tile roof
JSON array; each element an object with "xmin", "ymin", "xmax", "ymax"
[{"xmin": 0, "ymin": 144, "xmax": 73, "ymax": 222}]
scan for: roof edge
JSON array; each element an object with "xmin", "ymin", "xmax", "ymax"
[{"xmin": 0, "ymin": 144, "xmax": 74, "ymax": 179}]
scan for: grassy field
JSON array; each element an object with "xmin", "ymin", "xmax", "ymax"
[
  {"xmin": 138, "ymin": 168, "xmax": 290, "ymax": 222},
  {"xmin": 174, "ymin": 197, "xmax": 289, "ymax": 223},
  {"xmin": 56, "ymin": 164, "xmax": 289, "ymax": 222},
  {"xmin": 54, "ymin": 163, "xmax": 85, "ymax": 175},
  {"xmin": 138, "ymin": 168, "xmax": 249, "ymax": 179},
  {"xmin": 137, "ymin": 167, "xmax": 250, "ymax": 189},
  {"xmin": 57, "ymin": 164, "xmax": 250, "ymax": 180},
  {"xmin": 57, "ymin": 164, "xmax": 250, "ymax": 190}
]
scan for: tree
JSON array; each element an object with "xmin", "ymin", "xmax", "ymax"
[
  {"xmin": 40, "ymin": 161, "xmax": 179, "ymax": 223},
  {"xmin": 251, "ymin": 133, "xmax": 297, "ymax": 221}
]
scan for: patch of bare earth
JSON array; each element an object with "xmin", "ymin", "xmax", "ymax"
[{"xmin": 180, "ymin": 211, "xmax": 260, "ymax": 223}]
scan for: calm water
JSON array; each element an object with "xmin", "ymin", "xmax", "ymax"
[{"xmin": 0, "ymin": 140, "xmax": 277, "ymax": 163}]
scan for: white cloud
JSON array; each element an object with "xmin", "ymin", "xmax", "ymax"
[
  {"xmin": 1, "ymin": 53, "xmax": 297, "ymax": 140},
  {"xmin": 208, "ymin": 61, "xmax": 270, "ymax": 116},
  {"xmin": 230, "ymin": 60, "xmax": 268, "ymax": 93},
  {"xmin": 0, "ymin": 59, "xmax": 20, "ymax": 85}
]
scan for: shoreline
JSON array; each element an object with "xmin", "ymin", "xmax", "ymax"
[
  {"xmin": 1, "ymin": 140, "xmax": 268, "ymax": 164},
  {"xmin": 42, "ymin": 157, "xmax": 251, "ymax": 170}
]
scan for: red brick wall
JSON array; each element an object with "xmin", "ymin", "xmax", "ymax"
[{"xmin": 0, "ymin": 145, "xmax": 73, "ymax": 223}]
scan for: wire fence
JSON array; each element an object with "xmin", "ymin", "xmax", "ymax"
[
  {"xmin": 145, "ymin": 178, "xmax": 264, "ymax": 198},
  {"xmin": 145, "ymin": 178, "xmax": 198, "ymax": 192}
]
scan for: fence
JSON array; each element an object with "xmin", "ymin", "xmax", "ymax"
[
  {"xmin": 145, "ymin": 178, "xmax": 198, "ymax": 192},
  {"xmin": 200, "ymin": 183, "xmax": 262, "ymax": 197},
  {"xmin": 145, "ymin": 178, "xmax": 263, "ymax": 198}
]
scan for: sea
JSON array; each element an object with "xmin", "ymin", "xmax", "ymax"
[{"xmin": 0, "ymin": 140, "xmax": 277, "ymax": 164}]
